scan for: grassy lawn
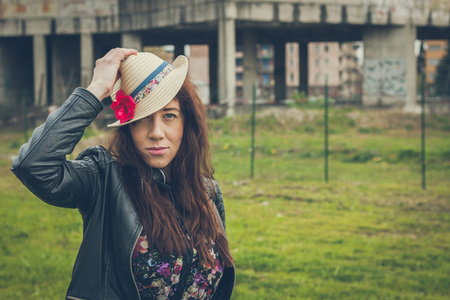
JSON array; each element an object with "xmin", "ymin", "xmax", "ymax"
[{"xmin": 1, "ymin": 105, "xmax": 449, "ymax": 299}]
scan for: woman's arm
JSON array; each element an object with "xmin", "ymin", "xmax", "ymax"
[
  {"xmin": 11, "ymin": 48, "xmax": 138, "ymax": 210},
  {"xmin": 10, "ymin": 88, "xmax": 104, "ymax": 209}
]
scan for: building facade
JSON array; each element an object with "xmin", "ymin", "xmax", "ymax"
[
  {"xmin": 187, "ymin": 41, "xmax": 363, "ymax": 103},
  {"xmin": 424, "ymin": 40, "xmax": 449, "ymax": 96},
  {"xmin": 338, "ymin": 42, "xmax": 363, "ymax": 103}
]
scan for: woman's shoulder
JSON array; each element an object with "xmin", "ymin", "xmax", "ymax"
[
  {"xmin": 203, "ymin": 177, "xmax": 221, "ymax": 198},
  {"xmin": 203, "ymin": 177, "xmax": 226, "ymax": 227}
]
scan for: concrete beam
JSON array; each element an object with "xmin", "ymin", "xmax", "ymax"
[
  {"xmin": 33, "ymin": 35, "xmax": 47, "ymax": 107},
  {"xmin": 0, "ymin": 1, "xmax": 450, "ymax": 38},
  {"xmin": 185, "ymin": 3, "xmax": 218, "ymax": 23},
  {"xmin": 236, "ymin": 3, "xmax": 273, "ymax": 22},
  {"xmin": 326, "ymin": 4, "xmax": 342, "ymax": 24},
  {"xmin": 55, "ymin": 18, "xmax": 77, "ymax": 34},
  {"xmin": 346, "ymin": 5, "xmax": 368, "ymax": 24},
  {"xmin": 96, "ymin": 16, "xmax": 120, "ymax": 32},
  {"xmin": 278, "ymin": 4, "xmax": 295, "ymax": 23},
  {"xmin": 370, "ymin": 6, "xmax": 389, "ymax": 25},
  {"xmin": 390, "ymin": 5, "xmax": 412, "ymax": 25},
  {"xmin": 0, "ymin": 20, "xmax": 23, "ymax": 36},
  {"xmin": 431, "ymin": 9, "xmax": 450, "ymax": 26},
  {"xmin": 412, "ymin": 8, "xmax": 430, "ymax": 26},
  {"xmin": 26, "ymin": 19, "xmax": 52, "ymax": 35},
  {"xmin": 80, "ymin": 17, "xmax": 97, "ymax": 33},
  {"xmin": 300, "ymin": 4, "xmax": 321, "ymax": 23}
]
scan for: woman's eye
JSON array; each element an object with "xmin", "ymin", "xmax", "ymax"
[{"xmin": 164, "ymin": 113, "xmax": 176, "ymax": 119}]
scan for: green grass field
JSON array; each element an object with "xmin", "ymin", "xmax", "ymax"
[{"xmin": 1, "ymin": 105, "xmax": 449, "ymax": 299}]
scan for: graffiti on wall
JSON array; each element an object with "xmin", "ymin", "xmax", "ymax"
[{"xmin": 363, "ymin": 57, "xmax": 407, "ymax": 97}]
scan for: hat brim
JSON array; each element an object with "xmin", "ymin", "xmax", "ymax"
[{"xmin": 107, "ymin": 55, "xmax": 188, "ymax": 128}]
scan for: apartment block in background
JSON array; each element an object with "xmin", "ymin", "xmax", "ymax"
[
  {"xmin": 286, "ymin": 43, "xmax": 300, "ymax": 98},
  {"xmin": 425, "ymin": 40, "xmax": 448, "ymax": 96},
  {"xmin": 338, "ymin": 42, "xmax": 363, "ymax": 102},
  {"xmin": 307, "ymin": 42, "xmax": 340, "ymax": 98},
  {"xmin": 187, "ymin": 41, "xmax": 362, "ymax": 104}
]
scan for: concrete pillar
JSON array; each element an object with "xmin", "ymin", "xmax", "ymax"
[
  {"xmin": 81, "ymin": 33, "xmax": 94, "ymax": 89},
  {"xmin": 362, "ymin": 25, "xmax": 417, "ymax": 107},
  {"xmin": 218, "ymin": 2, "xmax": 236, "ymax": 116},
  {"xmin": 33, "ymin": 35, "xmax": 48, "ymax": 107},
  {"xmin": 299, "ymin": 41, "xmax": 309, "ymax": 95},
  {"xmin": 121, "ymin": 32, "xmax": 142, "ymax": 51},
  {"xmin": 274, "ymin": 40, "xmax": 286, "ymax": 102},
  {"xmin": 209, "ymin": 41, "xmax": 218, "ymax": 105},
  {"xmin": 242, "ymin": 29, "xmax": 258, "ymax": 102}
]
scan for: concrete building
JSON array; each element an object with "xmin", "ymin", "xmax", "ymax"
[
  {"xmin": 308, "ymin": 42, "xmax": 340, "ymax": 98},
  {"xmin": 236, "ymin": 43, "xmax": 275, "ymax": 102},
  {"xmin": 338, "ymin": 42, "xmax": 363, "ymax": 102},
  {"xmin": 191, "ymin": 41, "xmax": 361, "ymax": 103},
  {"xmin": 286, "ymin": 43, "xmax": 300, "ymax": 98},
  {"xmin": 0, "ymin": 0, "xmax": 449, "ymax": 119},
  {"xmin": 286, "ymin": 41, "xmax": 362, "ymax": 102},
  {"xmin": 424, "ymin": 40, "xmax": 449, "ymax": 96},
  {"xmin": 188, "ymin": 43, "xmax": 276, "ymax": 103}
]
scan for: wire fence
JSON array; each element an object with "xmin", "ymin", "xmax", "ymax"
[{"xmin": 2, "ymin": 76, "xmax": 448, "ymax": 191}]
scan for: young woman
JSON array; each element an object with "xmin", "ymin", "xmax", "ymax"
[{"xmin": 11, "ymin": 48, "xmax": 235, "ymax": 300}]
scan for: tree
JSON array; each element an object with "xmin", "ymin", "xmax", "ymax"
[{"xmin": 435, "ymin": 40, "xmax": 450, "ymax": 97}]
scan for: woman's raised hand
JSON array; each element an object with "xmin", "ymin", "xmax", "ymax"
[{"xmin": 87, "ymin": 48, "xmax": 138, "ymax": 101}]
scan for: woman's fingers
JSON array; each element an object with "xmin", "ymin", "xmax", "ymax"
[
  {"xmin": 87, "ymin": 48, "xmax": 138, "ymax": 100},
  {"xmin": 110, "ymin": 47, "xmax": 139, "ymax": 60}
]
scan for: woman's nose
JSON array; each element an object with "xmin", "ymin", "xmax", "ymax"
[{"xmin": 148, "ymin": 118, "xmax": 164, "ymax": 140}]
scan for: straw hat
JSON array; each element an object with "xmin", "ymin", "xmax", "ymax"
[{"xmin": 107, "ymin": 52, "xmax": 188, "ymax": 127}]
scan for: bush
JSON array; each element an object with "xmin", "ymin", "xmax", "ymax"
[{"xmin": 289, "ymin": 90, "xmax": 308, "ymax": 103}]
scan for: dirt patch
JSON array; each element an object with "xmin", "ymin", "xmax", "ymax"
[
  {"xmin": 346, "ymin": 110, "xmax": 420, "ymax": 130},
  {"xmin": 252, "ymin": 106, "xmax": 424, "ymax": 130},
  {"xmin": 257, "ymin": 107, "xmax": 320, "ymax": 125}
]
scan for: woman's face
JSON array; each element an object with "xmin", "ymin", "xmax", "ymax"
[{"xmin": 129, "ymin": 99, "xmax": 184, "ymax": 177}]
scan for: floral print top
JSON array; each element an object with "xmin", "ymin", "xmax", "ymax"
[{"xmin": 132, "ymin": 230, "xmax": 224, "ymax": 300}]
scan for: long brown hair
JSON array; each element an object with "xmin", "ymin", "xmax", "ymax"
[{"xmin": 109, "ymin": 78, "xmax": 234, "ymax": 267}]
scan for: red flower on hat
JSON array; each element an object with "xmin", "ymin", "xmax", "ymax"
[{"xmin": 111, "ymin": 90, "xmax": 135, "ymax": 124}]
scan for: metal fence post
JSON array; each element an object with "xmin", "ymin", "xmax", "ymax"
[
  {"xmin": 421, "ymin": 65, "xmax": 426, "ymax": 190},
  {"xmin": 250, "ymin": 83, "xmax": 256, "ymax": 179},
  {"xmin": 419, "ymin": 41, "xmax": 426, "ymax": 190},
  {"xmin": 324, "ymin": 80, "xmax": 329, "ymax": 183}
]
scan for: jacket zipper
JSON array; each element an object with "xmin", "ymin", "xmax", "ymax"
[{"xmin": 130, "ymin": 226, "xmax": 143, "ymax": 300}]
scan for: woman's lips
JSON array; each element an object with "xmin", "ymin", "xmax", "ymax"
[{"xmin": 147, "ymin": 147, "xmax": 168, "ymax": 155}]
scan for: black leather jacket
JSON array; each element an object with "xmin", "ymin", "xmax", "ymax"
[{"xmin": 11, "ymin": 88, "xmax": 235, "ymax": 300}]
